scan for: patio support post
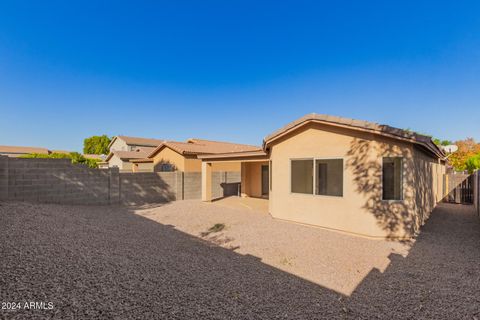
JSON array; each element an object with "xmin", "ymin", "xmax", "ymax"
[
  {"xmin": 241, "ymin": 162, "xmax": 247, "ymax": 197},
  {"xmin": 202, "ymin": 161, "xmax": 212, "ymax": 201}
]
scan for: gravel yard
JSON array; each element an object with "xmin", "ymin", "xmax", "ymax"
[{"xmin": 1, "ymin": 200, "xmax": 479, "ymax": 319}]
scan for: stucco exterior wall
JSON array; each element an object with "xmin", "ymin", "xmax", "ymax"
[
  {"xmin": 153, "ymin": 147, "xmax": 242, "ymax": 173},
  {"xmin": 212, "ymin": 162, "xmax": 241, "ymax": 171},
  {"xmin": 108, "ymin": 154, "xmax": 133, "ymax": 172},
  {"xmin": 153, "ymin": 147, "xmax": 186, "ymax": 172},
  {"xmin": 268, "ymin": 122, "xmax": 444, "ymax": 239},
  {"xmin": 132, "ymin": 162, "xmax": 154, "ymax": 172},
  {"xmin": 241, "ymin": 161, "xmax": 269, "ymax": 198},
  {"xmin": 110, "ymin": 138, "xmax": 129, "ymax": 152},
  {"xmin": 184, "ymin": 156, "xmax": 202, "ymax": 172}
]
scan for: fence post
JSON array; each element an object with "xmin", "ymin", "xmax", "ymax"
[
  {"xmin": 476, "ymin": 171, "xmax": 480, "ymax": 217},
  {"xmin": 0, "ymin": 156, "xmax": 8, "ymax": 201},
  {"xmin": 109, "ymin": 167, "xmax": 120, "ymax": 204}
]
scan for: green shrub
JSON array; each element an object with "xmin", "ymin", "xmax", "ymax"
[
  {"xmin": 20, "ymin": 152, "xmax": 99, "ymax": 168},
  {"xmin": 465, "ymin": 154, "xmax": 480, "ymax": 174}
]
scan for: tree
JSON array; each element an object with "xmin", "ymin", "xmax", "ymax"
[
  {"xmin": 465, "ymin": 154, "xmax": 480, "ymax": 173},
  {"xmin": 83, "ymin": 135, "xmax": 111, "ymax": 155},
  {"xmin": 448, "ymin": 138, "xmax": 480, "ymax": 171},
  {"xmin": 433, "ymin": 138, "xmax": 453, "ymax": 146}
]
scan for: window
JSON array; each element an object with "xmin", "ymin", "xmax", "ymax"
[
  {"xmin": 291, "ymin": 159, "xmax": 313, "ymax": 194},
  {"xmin": 382, "ymin": 157, "xmax": 403, "ymax": 200},
  {"xmin": 315, "ymin": 159, "xmax": 343, "ymax": 197},
  {"xmin": 160, "ymin": 163, "xmax": 174, "ymax": 172}
]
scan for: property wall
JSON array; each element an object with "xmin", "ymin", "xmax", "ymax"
[
  {"xmin": 119, "ymin": 172, "xmax": 179, "ymax": 205},
  {"xmin": 0, "ymin": 156, "xmax": 211, "ymax": 205},
  {"xmin": 0, "ymin": 157, "xmax": 113, "ymax": 205},
  {"xmin": 212, "ymin": 171, "xmax": 241, "ymax": 200},
  {"xmin": 473, "ymin": 170, "xmax": 479, "ymax": 217},
  {"xmin": 268, "ymin": 122, "xmax": 445, "ymax": 239}
]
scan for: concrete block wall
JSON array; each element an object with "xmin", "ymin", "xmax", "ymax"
[
  {"xmin": 0, "ymin": 156, "xmax": 241, "ymax": 205},
  {"xmin": 184, "ymin": 172, "xmax": 202, "ymax": 200},
  {"xmin": 119, "ymin": 172, "xmax": 178, "ymax": 205},
  {"xmin": 211, "ymin": 171, "xmax": 241, "ymax": 200},
  {"xmin": 1, "ymin": 157, "xmax": 111, "ymax": 205}
]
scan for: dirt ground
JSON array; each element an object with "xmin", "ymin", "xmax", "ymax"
[{"xmin": 1, "ymin": 200, "xmax": 479, "ymax": 319}]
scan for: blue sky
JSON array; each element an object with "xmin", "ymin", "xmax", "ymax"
[{"xmin": 0, "ymin": 1, "xmax": 479, "ymax": 152}]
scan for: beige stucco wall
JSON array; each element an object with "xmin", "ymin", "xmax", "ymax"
[
  {"xmin": 211, "ymin": 162, "xmax": 241, "ymax": 171},
  {"xmin": 110, "ymin": 138, "xmax": 129, "ymax": 152},
  {"xmin": 268, "ymin": 122, "xmax": 444, "ymax": 239},
  {"xmin": 132, "ymin": 162, "xmax": 154, "ymax": 172},
  {"xmin": 153, "ymin": 147, "xmax": 242, "ymax": 173},
  {"xmin": 108, "ymin": 154, "xmax": 132, "ymax": 172},
  {"xmin": 153, "ymin": 147, "xmax": 186, "ymax": 172},
  {"xmin": 241, "ymin": 161, "xmax": 269, "ymax": 198}
]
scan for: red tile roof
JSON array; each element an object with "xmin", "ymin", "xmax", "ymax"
[
  {"xmin": 0, "ymin": 145, "xmax": 50, "ymax": 155},
  {"xmin": 263, "ymin": 113, "xmax": 445, "ymax": 159},
  {"xmin": 148, "ymin": 139, "xmax": 261, "ymax": 158}
]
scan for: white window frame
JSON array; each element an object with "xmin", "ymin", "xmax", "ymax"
[
  {"xmin": 381, "ymin": 156, "xmax": 405, "ymax": 202},
  {"xmin": 290, "ymin": 157, "xmax": 344, "ymax": 198}
]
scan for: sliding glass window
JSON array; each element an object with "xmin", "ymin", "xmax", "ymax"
[
  {"xmin": 291, "ymin": 159, "xmax": 313, "ymax": 194},
  {"xmin": 315, "ymin": 159, "xmax": 343, "ymax": 197}
]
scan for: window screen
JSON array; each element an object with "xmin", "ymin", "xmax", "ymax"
[
  {"xmin": 315, "ymin": 159, "xmax": 343, "ymax": 197},
  {"xmin": 291, "ymin": 159, "xmax": 313, "ymax": 194},
  {"xmin": 382, "ymin": 157, "xmax": 403, "ymax": 200}
]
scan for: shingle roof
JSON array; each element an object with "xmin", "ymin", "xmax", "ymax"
[
  {"xmin": 148, "ymin": 139, "xmax": 261, "ymax": 158},
  {"xmin": 106, "ymin": 146, "xmax": 156, "ymax": 161},
  {"xmin": 110, "ymin": 136, "xmax": 164, "ymax": 148},
  {"xmin": 263, "ymin": 113, "xmax": 445, "ymax": 159},
  {"xmin": 0, "ymin": 145, "xmax": 50, "ymax": 155}
]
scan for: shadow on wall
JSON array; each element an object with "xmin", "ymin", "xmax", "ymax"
[
  {"xmin": 153, "ymin": 160, "xmax": 177, "ymax": 172},
  {"xmin": 346, "ymin": 138, "xmax": 436, "ymax": 239},
  {"xmin": 2, "ymin": 202, "xmax": 479, "ymax": 319},
  {"xmin": 119, "ymin": 172, "xmax": 177, "ymax": 205}
]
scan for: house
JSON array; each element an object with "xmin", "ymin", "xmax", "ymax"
[
  {"xmin": 0, "ymin": 145, "xmax": 51, "ymax": 157},
  {"xmin": 106, "ymin": 136, "xmax": 164, "ymax": 171},
  {"xmin": 146, "ymin": 138, "xmax": 261, "ymax": 173},
  {"xmin": 106, "ymin": 147, "xmax": 156, "ymax": 172},
  {"xmin": 199, "ymin": 114, "xmax": 446, "ymax": 239}
]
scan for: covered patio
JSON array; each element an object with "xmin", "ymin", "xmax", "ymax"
[{"xmin": 199, "ymin": 150, "xmax": 270, "ymax": 204}]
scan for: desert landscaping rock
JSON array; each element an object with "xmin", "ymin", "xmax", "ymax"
[{"xmin": 1, "ymin": 200, "xmax": 479, "ymax": 319}]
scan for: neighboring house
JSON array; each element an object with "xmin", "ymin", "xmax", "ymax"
[
  {"xmin": 108, "ymin": 136, "xmax": 165, "ymax": 152},
  {"xmin": 146, "ymin": 138, "xmax": 261, "ymax": 173},
  {"xmin": 106, "ymin": 136, "xmax": 164, "ymax": 171},
  {"xmin": 199, "ymin": 114, "xmax": 446, "ymax": 239},
  {"xmin": 0, "ymin": 145, "xmax": 51, "ymax": 157},
  {"xmin": 105, "ymin": 147, "xmax": 155, "ymax": 172}
]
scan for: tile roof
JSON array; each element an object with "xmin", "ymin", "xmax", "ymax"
[
  {"xmin": 0, "ymin": 145, "xmax": 50, "ymax": 155},
  {"xmin": 148, "ymin": 139, "xmax": 261, "ymax": 158},
  {"xmin": 263, "ymin": 113, "xmax": 445, "ymax": 159},
  {"xmin": 107, "ymin": 146, "xmax": 156, "ymax": 161},
  {"xmin": 113, "ymin": 136, "xmax": 164, "ymax": 147}
]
